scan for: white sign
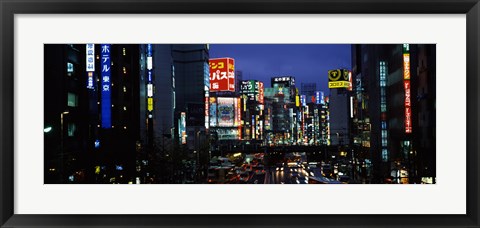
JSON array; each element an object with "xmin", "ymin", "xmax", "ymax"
[
  {"xmin": 147, "ymin": 56, "xmax": 152, "ymax": 70},
  {"xmin": 86, "ymin": 44, "xmax": 95, "ymax": 72},
  {"xmin": 147, "ymin": 84, "xmax": 153, "ymax": 97}
]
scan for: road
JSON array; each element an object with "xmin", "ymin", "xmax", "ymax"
[{"xmin": 264, "ymin": 165, "xmax": 323, "ymax": 184}]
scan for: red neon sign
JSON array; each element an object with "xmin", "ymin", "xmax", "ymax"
[
  {"xmin": 404, "ymin": 80, "xmax": 412, "ymax": 133},
  {"xmin": 209, "ymin": 58, "xmax": 235, "ymax": 92}
]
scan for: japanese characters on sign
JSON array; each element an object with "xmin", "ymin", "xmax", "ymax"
[
  {"xmin": 86, "ymin": 44, "xmax": 95, "ymax": 72},
  {"xmin": 209, "ymin": 58, "xmax": 235, "ymax": 92},
  {"xmin": 86, "ymin": 44, "xmax": 95, "ymax": 89},
  {"xmin": 404, "ymin": 81, "xmax": 412, "ymax": 133},
  {"xmin": 101, "ymin": 44, "xmax": 111, "ymax": 128},
  {"xmin": 205, "ymin": 95, "xmax": 209, "ymax": 130},
  {"xmin": 146, "ymin": 44, "xmax": 154, "ymax": 114},
  {"xmin": 258, "ymin": 81, "xmax": 264, "ymax": 104},
  {"xmin": 272, "ymin": 76, "xmax": 295, "ymax": 87},
  {"xmin": 404, "ymin": 44, "xmax": 412, "ymax": 134},
  {"xmin": 403, "ymin": 54, "xmax": 410, "ymax": 80},
  {"xmin": 328, "ymin": 69, "xmax": 351, "ymax": 89}
]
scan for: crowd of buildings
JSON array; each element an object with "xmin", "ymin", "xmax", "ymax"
[{"xmin": 44, "ymin": 44, "xmax": 435, "ymax": 184}]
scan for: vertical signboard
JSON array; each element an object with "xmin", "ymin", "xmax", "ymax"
[
  {"xmin": 235, "ymin": 97, "xmax": 241, "ymax": 127},
  {"xmin": 100, "ymin": 44, "xmax": 111, "ymax": 129},
  {"xmin": 258, "ymin": 81, "xmax": 264, "ymax": 104},
  {"xmin": 205, "ymin": 95, "xmax": 209, "ymax": 130},
  {"xmin": 403, "ymin": 44, "xmax": 412, "ymax": 134},
  {"xmin": 228, "ymin": 58, "xmax": 235, "ymax": 91},
  {"xmin": 180, "ymin": 112, "xmax": 187, "ymax": 144},
  {"xmin": 86, "ymin": 44, "xmax": 95, "ymax": 89},
  {"xmin": 301, "ymin": 95, "xmax": 306, "ymax": 107},
  {"xmin": 209, "ymin": 97, "xmax": 218, "ymax": 127},
  {"xmin": 315, "ymin": 91, "xmax": 320, "ymax": 104},
  {"xmin": 147, "ymin": 98, "xmax": 154, "ymax": 111},
  {"xmin": 146, "ymin": 44, "xmax": 154, "ymax": 115},
  {"xmin": 209, "ymin": 58, "xmax": 235, "ymax": 92},
  {"xmin": 348, "ymin": 71, "xmax": 353, "ymax": 91},
  {"xmin": 404, "ymin": 81, "xmax": 412, "ymax": 133}
]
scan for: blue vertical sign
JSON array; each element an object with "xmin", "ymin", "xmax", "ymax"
[
  {"xmin": 101, "ymin": 44, "xmax": 111, "ymax": 128},
  {"xmin": 301, "ymin": 95, "xmax": 306, "ymax": 107}
]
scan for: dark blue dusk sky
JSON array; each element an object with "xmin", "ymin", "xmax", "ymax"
[{"xmin": 209, "ymin": 44, "xmax": 352, "ymax": 95}]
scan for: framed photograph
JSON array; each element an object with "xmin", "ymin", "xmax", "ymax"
[{"xmin": 1, "ymin": 0, "xmax": 479, "ymax": 227}]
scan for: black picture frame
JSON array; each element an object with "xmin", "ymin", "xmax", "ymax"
[{"xmin": 1, "ymin": 0, "xmax": 479, "ymax": 227}]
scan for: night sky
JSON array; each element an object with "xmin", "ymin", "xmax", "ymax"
[{"xmin": 209, "ymin": 44, "xmax": 352, "ymax": 95}]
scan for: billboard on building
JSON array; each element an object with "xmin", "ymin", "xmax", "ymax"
[
  {"xmin": 272, "ymin": 76, "xmax": 295, "ymax": 87},
  {"xmin": 235, "ymin": 97, "xmax": 241, "ymax": 126},
  {"xmin": 147, "ymin": 98, "xmax": 153, "ymax": 111},
  {"xmin": 404, "ymin": 81, "xmax": 412, "ymax": 133},
  {"xmin": 215, "ymin": 128, "xmax": 240, "ymax": 140},
  {"xmin": 86, "ymin": 44, "xmax": 95, "ymax": 89},
  {"xmin": 209, "ymin": 97, "xmax": 218, "ymax": 127},
  {"xmin": 180, "ymin": 112, "xmax": 187, "ymax": 144},
  {"xmin": 403, "ymin": 44, "xmax": 412, "ymax": 134},
  {"xmin": 205, "ymin": 95, "xmax": 209, "ymax": 129},
  {"xmin": 258, "ymin": 81, "xmax": 264, "ymax": 104},
  {"xmin": 86, "ymin": 44, "xmax": 95, "ymax": 72},
  {"xmin": 217, "ymin": 97, "xmax": 236, "ymax": 127},
  {"xmin": 240, "ymin": 80, "xmax": 258, "ymax": 101},
  {"xmin": 328, "ymin": 69, "xmax": 351, "ymax": 89},
  {"xmin": 100, "ymin": 44, "xmax": 111, "ymax": 129},
  {"xmin": 209, "ymin": 58, "xmax": 235, "ymax": 92}
]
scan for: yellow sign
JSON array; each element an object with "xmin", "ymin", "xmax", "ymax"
[
  {"xmin": 403, "ymin": 53, "xmax": 410, "ymax": 80},
  {"xmin": 328, "ymin": 69, "xmax": 342, "ymax": 81},
  {"xmin": 329, "ymin": 81, "xmax": 351, "ymax": 88},
  {"xmin": 328, "ymin": 69, "xmax": 351, "ymax": 89},
  {"xmin": 147, "ymin": 98, "xmax": 153, "ymax": 111},
  {"xmin": 295, "ymin": 95, "xmax": 300, "ymax": 107}
]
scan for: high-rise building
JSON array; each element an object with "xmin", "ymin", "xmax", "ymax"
[
  {"xmin": 172, "ymin": 44, "xmax": 210, "ymax": 150},
  {"xmin": 44, "ymin": 44, "xmax": 141, "ymax": 184},
  {"xmin": 328, "ymin": 88, "xmax": 350, "ymax": 147},
  {"xmin": 351, "ymin": 44, "xmax": 436, "ymax": 184},
  {"xmin": 139, "ymin": 44, "xmax": 175, "ymax": 154},
  {"xmin": 45, "ymin": 44, "xmax": 87, "ymax": 183}
]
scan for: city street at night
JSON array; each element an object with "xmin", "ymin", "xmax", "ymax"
[{"xmin": 44, "ymin": 44, "xmax": 436, "ymax": 184}]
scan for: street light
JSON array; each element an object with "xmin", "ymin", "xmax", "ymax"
[{"xmin": 44, "ymin": 126, "xmax": 52, "ymax": 133}]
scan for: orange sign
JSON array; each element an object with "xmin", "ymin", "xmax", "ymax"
[{"xmin": 403, "ymin": 54, "xmax": 410, "ymax": 80}]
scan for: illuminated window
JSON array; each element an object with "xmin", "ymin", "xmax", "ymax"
[
  {"xmin": 67, "ymin": 123, "xmax": 76, "ymax": 137},
  {"xmin": 67, "ymin": 93, "xmax": 78, "ymax": 107}
]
